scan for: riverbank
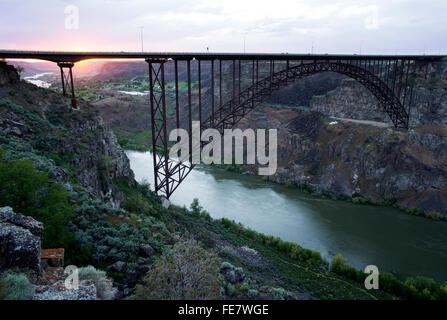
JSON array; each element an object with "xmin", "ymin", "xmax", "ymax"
[
  {"xmin": 121, "ymin": 139, "xmax": 447, "ymax": 223},
  {"xmin": 126, "ymin": 150, "xmax": 447, "ymax": 283},
  {"xmin": 119, "ymin": 172, "xmax": 447, "ymax": 300}
]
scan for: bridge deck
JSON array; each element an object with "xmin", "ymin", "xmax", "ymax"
[{"xmin": 0, "ymin": 50, "xmax": 444, "ymax": 63}]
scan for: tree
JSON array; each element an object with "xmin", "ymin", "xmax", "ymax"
[
  {"xmin": 15, "ymin": 65, "xmax": 24, "ymax": 77},
  {"xmin": 135, "ymin": 239, "xmax": 222, "ymax": 300},
  {"xmin": 0, "ymin": 154, "xmax": 74, "ymax": 248}
]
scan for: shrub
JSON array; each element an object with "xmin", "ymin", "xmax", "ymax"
[
  {"xmin": 78, "ymin": 265, "xmax": 114, "ymax": 300},
  {"xmin": 284, "ymin": 181, "xmax": 296, "ymax": 189},
  {"xmin": 221, "ymin": 217, "xmax": 235, "ymax": 229},
  {"xmin": 220, "ymin": 218, "xmax": 325, "ymax": 267},
  {"xmin": 123, "ymin": 193, "xmax": 152, "ymax": 216},
  {"xmin": 424, "ymin": 210, "xmax": 444, "ymax": 221},
  {"xmin": 330, "ymin": 254, "xmax": 363, "ymax": 282},
  {"xmin": 189, "ymin": 199, "xmax": 211, "ymax": 221},
  {"xmin": 0, "ymin": 276, "xmax": 5, "ymax": 299},
  {"xmin": 0, "ymin": 272, "xmax": 34, "ymax": 300},
  {"xmin": 247, "ymin": 289, "xmax": 258, "ymax": 298},
  {"xmin": 225, "ymin": 283, "xmax": 238, "ymax": 297},
  {"xmin": 138, "ymin": 179, "xmax": 152, "ymax": 198},
  {"xmin": 378, "ymin": 273, "xmax": 413, "ymax": 298},
  {"xmin": 300, "ymin": 183, "xmax": 314, "ymax": 194},
  {"xmin": 0, "ymin": 153, "xmax": 74, "ymax": 248},
  {"xmin": 405, "ymin": 276, "xmax": 447, "ymax": 300},
  {"xmin": 190, "ymin": 198, "xmax": 203, "ymax": 214},
  {"xmin": 382, "ymin": 194, "xmax": 397, "ymax": 205},
  {"xmin": 407, "ymin": 207, "xmax": 421, "ymax": 216},
  {"xmin": 135, "ymin": 239, "xmax": 222, "ymax": 300},
  {"xmin": 329, "ymin": 254, "xmax": 447, "ymax": 300}
]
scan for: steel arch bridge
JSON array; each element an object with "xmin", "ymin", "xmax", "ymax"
[{"xmin": 0, "ymin": 50, "xmax": 443, "ymax": 198}]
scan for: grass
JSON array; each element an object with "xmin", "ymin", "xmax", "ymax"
[
  {"xmin": 116, "ymin": 128, "xmax": 153, "ymax": 151},
  {"xmin": 164, "ymin": 205, "xmax": 393, "ymax": 300}
]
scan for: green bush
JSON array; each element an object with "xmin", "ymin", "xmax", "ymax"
[
  {"xmin": 0, "ymin": 152, "xmax": 74, "ymax": 248},
  {"xmin": 189, "ymin": 199, "xmax": 211, "ymax": 221},
  {"xmin": 220, "ymin": 218, "xmax": 325, "ymax": 267},
  {"xmin": 382, "ymin": 194, "xmax": 397, "ymax": 205},
  {"xmin": 405, "ymin": 276, "xmax": 447, "ymax": 300},
  {"xmin": 300, "ymin": 183, "xmax": 314, "ymax": 194},
  {"xmin": 378, "ymin": 273, "xmax": 415, "ymax": 298},
  {"xmin": 330, "ymin": 254, "xmax": 363, "ymax": 282},
  {"xmin": 0, "ymin": 272, "xmax": 34, "ymax": 300},
  {"xmin": 0, "ymin": 276, "xmax": 5, "ymax": 299},
  {"xmin": 190, "ymin": 198, "xmax": 203, "ymax": 214},
  {"xmin": 78, "ymin": 265, "xmax": 114, "ymax": 300},
  {"xmin": 424, "ymin": 210, "xmax": 444, "ymax": 221},
  {"xmin": 135, "ymin": 239, "xmax": 222, "ymax": 300},
  {"xmin": 330, "ymin": 254, "xmax": 447, "ymax": 300},
  {"xmin": 123, "ymin": 193, "xmax": 152, "ymax": 215},
  {"xmin": 284, "ymin": 181, "xmax": 296, "ymax": 189},
  {"xmin": 247, "ymin": 289, "xmax": 258, "ymax": 298}
]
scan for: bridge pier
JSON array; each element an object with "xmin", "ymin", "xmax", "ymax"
[{"xmin": 57, "ymin": 62, "xmax": 77, "ymax": 109}]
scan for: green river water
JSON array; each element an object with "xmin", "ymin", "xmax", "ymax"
[{"xmin": 126, "ymin": 150, "xmax": 447, "ymax": 282}]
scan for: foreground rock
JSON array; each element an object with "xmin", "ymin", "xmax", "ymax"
[
  {"xmin": 34, "ymin": 267, "xmax": 97, "ymax": 300},
  {"xmin": 0, "ymin": 206, "xmax": 43, "ymax": 283}
]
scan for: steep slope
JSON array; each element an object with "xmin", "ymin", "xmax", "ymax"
[{"xmin": 0, "ymin": 61, "xmax": 135, "ymax": 207}]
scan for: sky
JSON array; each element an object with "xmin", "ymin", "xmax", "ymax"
[{"xmin": 0, "ymin": 0, "xmax": 446, "ymax": 55}]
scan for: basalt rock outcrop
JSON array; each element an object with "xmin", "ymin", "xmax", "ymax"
[
  {"xmin": 310, "ymin": 59, "xmax": 447, "ymax": 127},
  {"xmin": 0, "ymin": 206, "xmax": 43, "ymax": 283}
]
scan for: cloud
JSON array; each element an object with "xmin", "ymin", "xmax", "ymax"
[{"xmin": 0, "ymin": 0, "xmax": 446, "ymax": 54}]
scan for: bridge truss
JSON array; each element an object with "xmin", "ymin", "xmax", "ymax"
[{"xmin": 145, "ymin": 56, "xmax": 438, "ymax": 198}]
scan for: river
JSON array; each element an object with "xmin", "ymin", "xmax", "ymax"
[
  {"xmin": 23, "ymin": 72, "xmax": 53, "ymax": 88},
  {"xmin": 126, "ymin": 150, "xmax": 447, "ymax": 282}
]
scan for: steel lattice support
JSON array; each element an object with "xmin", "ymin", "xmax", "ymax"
[
  {"xmin": 149, "ymin": 57, "xmax": 424, "ymax": 198},
  {"xmin": 57, "ymin": 62, "xmax": 77, "ymax": 109},
  {"xmin": 147, "ymin": 59, "xmax": 193, "ymax": 199}
]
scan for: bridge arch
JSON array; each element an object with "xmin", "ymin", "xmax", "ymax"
[{"xmin": 207, "ymin": 61, "xmax": 409, "ymax": 132}]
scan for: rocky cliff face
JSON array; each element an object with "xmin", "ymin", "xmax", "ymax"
[
  {"xmin": 238, "ymin": 59, "xmax": 447, "ymax": 215},
  {"xmin": 311, "ymin": 79, "xmax": 391, "ymax": 123},
  {"xmin": 310, "ymin": 59, "xmax": 447, "ymax": 127},
  {"xmin": 269, "ymin": 115, "xmax": 447, "ymax": 214},
  {"xmin": 0, "ymin": 61, "xmax": 135, "ymax": 207}
]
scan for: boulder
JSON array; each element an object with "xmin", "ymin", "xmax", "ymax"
[
  {"xmin": 139, "ymin": 244, "xmax": 155, "ymax": 257},
  {"xmin": 0, "ymin": 206, "xmax": 43, "ymax": 237},
  {"xmin": 135, "ymin": 264, "xmax": 151, "ymax": 280},
  {"xmin": 111, "ymin": 261, "xmax": 126, "ymax": 273},
  {"xmin": 0, "ymin": 207, "xmax": 43, "ymax": 283}
]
